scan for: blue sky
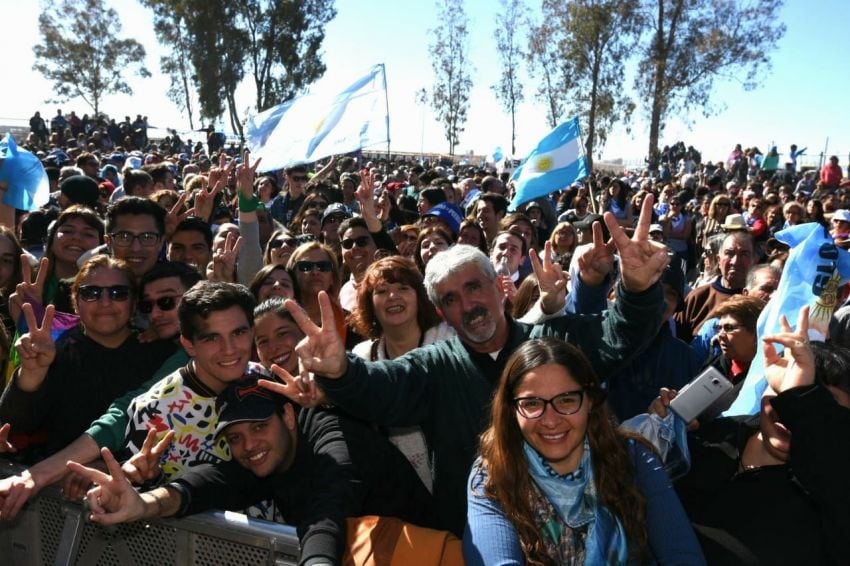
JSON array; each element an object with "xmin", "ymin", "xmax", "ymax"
[{"xmin": 3, "ymin": 0, "xmax": 847, "ymax": 168}]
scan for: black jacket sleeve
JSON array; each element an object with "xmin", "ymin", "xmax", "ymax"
[{"xmin": 772, "ymin": 385, "xmax": 850, "ymax": 565}]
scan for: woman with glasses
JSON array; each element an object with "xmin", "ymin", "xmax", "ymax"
[
  {"xmin": 286, "ymin": 241, "xmax": 350, "ymax": 344},
  {"xmin": 465, "ymin": 337, "xmax": 703, "ymax": 565},
  {"xmin": 263, "ymin": 229, "xmax": 300, "ymax": 267},
  {"xmin": 0, "ymin": 256, "xmax": 176, "ymax": 460}
]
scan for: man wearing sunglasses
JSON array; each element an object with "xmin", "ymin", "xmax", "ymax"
[{"xmin": 268, "ymin": 165, "xmax": 308, "ymax": 226}]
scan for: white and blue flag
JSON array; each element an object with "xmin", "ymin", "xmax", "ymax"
[
  {"xmin": 246, "ymin": 65, "xmax": 389, "ymax": 172},
  {"xmin": 509, "ymin": 117, "xmax": 588, "ymax": 211},
  {"xmin": 725, "ymin": 222, "xmax": 850, "ymax": 416}
]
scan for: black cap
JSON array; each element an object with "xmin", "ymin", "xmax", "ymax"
[
  {"xmin": 214, "ymin": 377, "xmax": 286, "ymax": 438},
  {"xmin": 60, "ymin": 175, "xmax": 99, "ymax": 208}
]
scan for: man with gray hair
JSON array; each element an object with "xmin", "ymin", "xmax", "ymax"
[{"xmin": 264, "ymin": 197, "xmax": 670, "ymax": 535}]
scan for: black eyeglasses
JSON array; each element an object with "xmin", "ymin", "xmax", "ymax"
[
  {"xmin": 290, "ymin": 175, "xmax": 308, "ymax": 182},
  {"xmin": 340, "ymin": 236, "xmax": 372, "ymax": 250},
  {"xmin": 295, "ymin": 260, "xmax": 332, "ymax": 273},
  {"xmin": 109, "ymin": 231, "xmax": 161, "ymax": 248},
  {"xmin": 514, "ymin": 390, "xmax": 585, "ymax": 419},
  {"xmin": 78, "ymin": 285, "xmax": 132, "ymax": 303},
  {"xmin": 137, "ymin": 296, "xmax": 178, "ymax": 314},
  {"xmin": 269, "ymin": 238, "xmax": 298, "ymax": 249}
]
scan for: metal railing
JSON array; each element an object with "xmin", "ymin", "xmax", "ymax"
[{"xmin": 0, "ymin": 459, "xmax": 301, "ymax": 566}]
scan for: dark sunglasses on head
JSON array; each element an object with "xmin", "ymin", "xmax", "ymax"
[
  {"xmin": 340, "ymin": 235, "xmax": 372, "ymax": 250},
  {"xmin": 295, "ymin": 260, "xmax": 332, "ymax": 273},
  {"xmin": 78, "ymin": 285, "xmax": 131, "ymax": 303},
  {"xmin": 137, "ymin": 296, "xmax": 178, "ymax": 314}
]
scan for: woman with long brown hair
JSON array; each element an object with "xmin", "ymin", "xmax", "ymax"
[{"xmin": 465, "ymin": 337, "xmax": 703, "ymax": 565}]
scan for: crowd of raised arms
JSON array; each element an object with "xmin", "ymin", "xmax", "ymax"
[{"xmin": 0, "ymin": 108, "xmax": 849, "ymax": 565}]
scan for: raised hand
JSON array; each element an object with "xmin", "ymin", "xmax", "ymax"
[
  {"xmin": 122, "ymin": 429, "xmax": 175, "ymax": 485},
  {"xmin": 235, "ymin": 150, "xmax": 262, "ymax": 198},
  {"xmin": 260, "ymin": 365, "xmax": 328, "ymax": 408},
  {"xmin": 15, "ymin": 303, "xmax": 56, "ymax": 390},
  {"xmin": 284, "ymin": 292, "xmax": 347, "ymax": 379},
  {"xmin": 763, "ymin": 306, "xmax": 814, "ymax": 393},
  {"xmin": 0, "ymin": 423, "xmax": 15, "ymax": 453},
  {"xmin": 163, "ymin": 191, "xmax": 194, "ymax": 240},
  {"xmin": 0, "ymin": 470, "xmax": 36, "ymax": 521},
  {"xmin": 195, "ymin": 157, "xmax": 234, "ymax": 222},
  {"xmin": 66, "ymin": 448, "xmax": 149, "ymax": 525},
  {"xmin": 209, "ymin": 231, "xmax": 243, "ymax": 282},
  {"xmin": 604, "ymin": 193, "xmax": 670, "ymax": 293},
  {"xmin": 531, "ymin": 241, "xmax": 569, "ymax": 314},
  {"xmin": 9, "ymin": 255, "xmax": 49, "ymax": 324},
  {"xmin": 574, "ymin": 221, "xmax": 615, "ymax": 286}
]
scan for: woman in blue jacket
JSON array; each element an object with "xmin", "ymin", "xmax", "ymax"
[{"xmin": 465, "ymin": 337, "xmax": 704, "ymax": 565}]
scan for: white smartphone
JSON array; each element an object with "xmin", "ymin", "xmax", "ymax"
[{"xmin": 669, "ymin": 367, "xmax": 734, "ymax": 422}]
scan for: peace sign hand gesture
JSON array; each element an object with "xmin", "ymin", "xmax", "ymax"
[
  {"xmin": 235, "ymin": 150, "xmax": 262, "ymax": 198},
  {"xmin": 604, "ymin": 193, "xmax": 670, "ymax": 293},
  {"xmin": 66, "ymin": 448, "xmax": 150, "ymax": 526},
  {"xmin": 209, "ymin": 231, "xmax": 243, "ymax": 283},
  {"xmin": 9, "ymin": 255, "xmax": 49, "ymax": 324},
  {"xmin": 122, "ymin": 428, "xmax": 175, "ymax": 485},
  {"xmin": 163, "ymin": 191, "xmax": 194, "ymax": 240},
  {"xmin": 15, "ymin": 303, "xmax": 56, "ymax": 391},
  {"xmin": 284, "ymin": 292, "xmax": 348, "ymax": 379},
  {"xmin": 531, "ymin": 241, "xmax": 569, "ymax": 314}
]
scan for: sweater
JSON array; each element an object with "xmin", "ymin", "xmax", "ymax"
[
  {"xmin": 0, "ymin": 328, "xmax": 176, "ymax": 457},
  {"xmin": 316, "ymin": 282, "xmax": 663, "ymax": 535}
]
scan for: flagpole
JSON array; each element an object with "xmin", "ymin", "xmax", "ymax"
[
  {"xmin": 574, "ymin": 120, "xmax": 597, "ymax": 214},
  {"xmin": 380, "ymin": 64, "xmax": 391, "ymax": 175}
]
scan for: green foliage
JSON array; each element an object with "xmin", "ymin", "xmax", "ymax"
[
  {"xmin": 636, "ymin": 0, "xmax": 786, "ymax": 158},
  {"xmin": 492, "ymin": 0, "xmax": 526, "ymax": 156},
  {"xmin": 32, "ymin": 0, "xmax": 150, "ymax": 115},
  {"xmin": 142, "ymin": 0, "xmax": 196, "ymax": 129},
  {"xmin": 430, "ymin": 0, "xmax": 474, "ymax": 155},
  {"xmin": 142, "ymin": 0, "xmax": 335, "ymax": 138},
  {"xmin": 529, "ymin": 0, "xmax": 641, "ymax": 166}
]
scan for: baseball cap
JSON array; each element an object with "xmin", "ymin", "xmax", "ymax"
[
  {"xmin": 423, "ymin": 202, "xmax": 464, "ymax": 235},
  {"xmin": 214, "ymin": 377, "xmax": 287, "ymax": 438},
  {"xmin": 321, "ymin": 203, "xmax": 352, "ymax": 226}
]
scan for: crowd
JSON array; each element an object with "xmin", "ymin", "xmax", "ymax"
[{"xmin": 0, "ymin": 108, "xmax": 849, "ymax": 565}]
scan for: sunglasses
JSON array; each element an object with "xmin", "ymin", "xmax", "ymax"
[
  {"xmin": 78, "ymin": 285, "xmax": 131, "ymax": 302},
  {"xmin": 295, "ymin": 260, "xmax": 333, "ymax": 273},
  {"xmin": 290, "ymin": 175, "xmax": 308, "ymax": 182},
  {"xmin": 269, "ymin": 237, "xmax": 298, "ymax": 249},
  {"xmin": 340, "ymin": 235, "xmax": 372, "ymax": 250},
  {"xmin": 137, "ymin": 296, "xmax": 178, "ymax": 314}
]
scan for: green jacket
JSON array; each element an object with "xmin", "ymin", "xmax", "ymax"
[{"xmin": 316, "ymin": 282, "xmax": 663, "ymax": 536}]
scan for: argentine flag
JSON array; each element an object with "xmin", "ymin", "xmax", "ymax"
[
  {"xmin": 509, "ymin": 117, "xmax": 588, "ymax": 211},
  {"xmin": 246, "ymin": 65, "xmax": 389, "ymax": 172},
  {"xmin": 725, "ymin": 222, "xmax": 850, "ymax": 416}
]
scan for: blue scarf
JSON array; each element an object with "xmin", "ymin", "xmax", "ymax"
[{"xmin": 524, "ymin": 439, "xmax": 629, "ymax": 565}]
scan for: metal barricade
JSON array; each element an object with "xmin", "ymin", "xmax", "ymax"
[{"xmin": 0, "ymin": 459, "xmax": 301, "ymax": 566}]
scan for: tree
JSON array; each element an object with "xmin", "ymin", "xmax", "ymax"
[
  {"xmin": 492, "ymin": 0, "xmax": 526, "ymax": 157},
  {"xmin": 637, "ymin": 0, "xmax": 786, "ymax": 162},
  {"xmin": 32, "ymin": 0, "xmax": 150, "ymax": 115},
  {"xmin": 238, "ymin": 0, "xmax": 336, "ymax": 112},
  {"xmin": 526, "ymin": 24, "xmax": 565, "ymax": 129},
  {"xmin": 142, "ymin": 0, "xmax": 197, "ymax": 129},
  {"xmin": 143, "ymin": 0, "xmax": 336, "ymax": 141},
  {"xmin": 429, "ymin": 0, "xmax": 474, "ymax": 155},
  {"xmin": 530, "ymin": 0, "xmax": 641, "ymax": 168}
]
